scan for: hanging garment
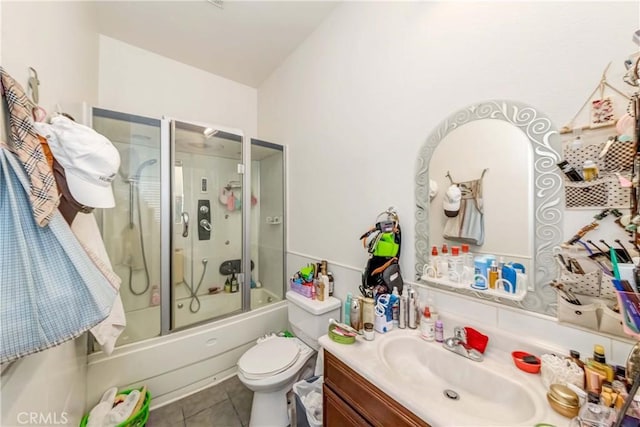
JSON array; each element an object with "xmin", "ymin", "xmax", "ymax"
[
  {"xmin": 0, "ymin": 145, "xmax": 117, "ymax": 364},
  {"xmin": 0, "ymin": 67, "xmax": 59, "ymax": 226},
  {"xmin": 443, "ymin": 174, "xmax": 485, "ymax": 246},
  {"xmin": 72, "ymin": 213, "xmax": 126, "ymax": 356}
]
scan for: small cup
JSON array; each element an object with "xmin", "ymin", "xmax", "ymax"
[{"xmin": 364, "ymin": 322, "xmax": 375, "ymax": 341}]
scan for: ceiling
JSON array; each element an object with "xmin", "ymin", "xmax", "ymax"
[{"xmin": 96, "ymin": 1, "xmax": 339, "ymax": 88}]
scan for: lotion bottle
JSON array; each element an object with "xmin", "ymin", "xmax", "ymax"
[
  {"xmin": 420, "ymin": 307, "xmax": 435, "ymax": 341},
  {"xmin": 435, "ymin": 319, "xmax": 444, "ymax": 343}
]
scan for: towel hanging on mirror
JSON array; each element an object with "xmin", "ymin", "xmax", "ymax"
[{"xmin": 442, "ymin": 170, "xmax": 486, "ymax": 246}]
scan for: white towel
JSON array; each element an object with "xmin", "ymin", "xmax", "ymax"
[{"xmin": 72, "ymin": 212, "xmax": 126, "ymax": 355}]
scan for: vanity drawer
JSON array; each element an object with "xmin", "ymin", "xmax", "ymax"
[
  {"xmin": 324, "ymin": 350, "xmax": 430, "ymax": 427},
  {"xmin": 323, "ymin": 384, "xmax": 371, "ymax": 427}
]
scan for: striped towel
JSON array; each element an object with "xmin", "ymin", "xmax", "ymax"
[{"xmin": 0, "ymin": 145, "xmax": 117, "ymax": 364}]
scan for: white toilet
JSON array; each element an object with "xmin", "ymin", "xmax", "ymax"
[{"xmin": 237, "ymin": 291, "xmax": 341, "ymax": 427}]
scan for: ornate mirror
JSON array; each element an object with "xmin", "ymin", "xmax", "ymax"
[{"xmin": 415, "ymin": 100, "xmax": 564, "ymax": 315}]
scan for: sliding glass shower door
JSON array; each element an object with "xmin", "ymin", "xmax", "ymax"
[
  {"xmin": 92, "ymin": 108, "xmax": 162, "ymax": 347},
  {"xmin": 170, "ymin": 120, "xmax": 245, "ymax": 330}
]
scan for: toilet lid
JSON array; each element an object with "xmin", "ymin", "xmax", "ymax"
[{"xmin": 239, "ymin": 337, "xmax": 300, "ymax": 377}]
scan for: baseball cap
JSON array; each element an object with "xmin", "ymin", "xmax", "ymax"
[
  {"xmin": 443, "ymin": 185, "xmax": 461, "ymax": 217},
  {"xmin": 42, "ymin": 115, "xmax": 120, "ymax": 208}
]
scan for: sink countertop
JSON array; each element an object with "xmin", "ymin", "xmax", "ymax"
[{"xmin": 319, "ymin": 327, "xmax": 570, "ymax": 427}]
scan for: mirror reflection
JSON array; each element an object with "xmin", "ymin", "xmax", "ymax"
[
  {"xmin": 415, "ymin": 100, "xmax": 563, "ymax": 315},
  {"xmin": 429, "ymin": 119, "xmax": 533, "ymax": 270}
]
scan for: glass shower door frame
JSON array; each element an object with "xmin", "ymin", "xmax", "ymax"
[
  {"xmin": 163, "ymin": 118, "xmax": 251, "ymax": 333},
  {"xmin": 160, "ymin": 118, "xmax": 172, "ymax": 335}
]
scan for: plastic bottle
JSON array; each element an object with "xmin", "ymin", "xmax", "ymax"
[
  {"xmin": 320, "ymin": 263, "xmax": 330, "ymax": 301},
  {"xmin": 150, "ymin": 285, "xmax": 160, "ymax": 306},
  {"xmin": 430, "ymin": 246, "xmax": 440, "ymax": 277},
  {"xmin": 362, "ymin": 297, "xmax": 375, "ymax": 326},
  {"xmin": 438, "ymin": 244, "xmax": 449, "ymax": 278},
  {"xmin": 583, "ymin": 160, "xmax": 599, "ymax": 181},
  {"xmin": 350, "ymin": 297, "xmax": 362, "ymax": 332},
  {"xmin": 587, "ymin": 344, "xmax": 614, "ymax": 383},
  {"xmin": 391, "ymin": 286, "xmax": 400, "ymax": 327},
  {"xmin": 461, "ymin": 244, "xmax": 474, "ymax": 280},
  {"xmin": 399, "ymin": 293, "xmax": 407, "ymax": 329},
  {"xmin": 435, "ymin": 319, "xmax": 444, "ymax": 343},
  {"xmin": 316, "ymin": 277, "xmax": 324, "ymax": 302},
  {"xmin": 449, "ymin": 246, "xmax": 463, "ymax": 282},
  {"xmin": 567, "ymin": 349, "xmax": 586, "ymax": 389},
  {"xmin": 407, "ymin": 286, "xmax": 418, "ymax": 329},
  {"xmin": 488, "ymin": 261, "xmax": 499, "ymax": 289},
  {"xmin": 420, "ymin": 307, "xmax": 435, "ymax": 341},
  {"xmin": 344, "ymin": 293, "xmax": 352, "ymax": 325},
  {"xmin": 327, "ymin": 272, "xmax": 334, "ymax": 296}
]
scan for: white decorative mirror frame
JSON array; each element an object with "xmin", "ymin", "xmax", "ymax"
[{"xmin": 415, "ymin": 100, "xmax": 564, "ymax": 315}]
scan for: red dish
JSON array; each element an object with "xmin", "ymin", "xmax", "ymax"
[{"xmin": 512, "ymin": 351, "xmax": 541, "ymax": 374}]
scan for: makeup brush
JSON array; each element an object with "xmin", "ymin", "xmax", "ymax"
[
  {"xmin": 587, "ymin": 240, "xmax": 607, "ymax": 256},
  {"xmin": 615, "ymin": 239, "xmax": 633, "ymax": 263},
  {"xmin": 602, "ymin": 239, "xmax": 632, "ymax": 263}
]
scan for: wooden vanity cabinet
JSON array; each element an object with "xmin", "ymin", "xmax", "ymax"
[{"xmin": 323, "ymin": 350, "xmax": 430, "ymax": 427}]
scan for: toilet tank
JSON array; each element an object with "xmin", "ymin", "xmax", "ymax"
[{"xmin": 286, "ymin": 291, "xmax": 341, "ymax": 350}]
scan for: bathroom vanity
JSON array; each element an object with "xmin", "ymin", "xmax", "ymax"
[
  {"xmin": 323, "ymin": 350, "xmax": 429, "ymax": 426},
  {"xmin": 319, "ymin": 323, "xmax": 569, "ymax": 426}
]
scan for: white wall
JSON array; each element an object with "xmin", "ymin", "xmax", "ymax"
[
  {"xmin": 259, "ymin": 1, "xmax": 640, "ymax": 362},
  {"xmin": 0, "ymin": 2, "xmax": 99, "ymax": 425},
  {"xmin": 98, "ymin": 35, "xmax": 257, "ymax": 137}
]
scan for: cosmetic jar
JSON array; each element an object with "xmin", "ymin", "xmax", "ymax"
[
  {"xmin": 547, "ymin": 383, "xmax": 580, "ymax": 418},
  {"xmin": 364, "ymin": 322, "xmax": 374, "ymax": 341}
]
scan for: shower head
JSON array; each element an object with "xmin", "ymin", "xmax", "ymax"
[
  {"xmin": 203, "ymin": 127, "xmax": 219, "ymax": 138},
  {"xmin": 131, "ymin": 159, "xmax": 157, "ymax": 181}
]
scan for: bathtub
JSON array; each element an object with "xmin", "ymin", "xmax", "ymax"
[
  {"xmin": 113, "ymin": 288, "xmax": 280, "ymax": 347},
  {"xmin": 87, "ymin": 288, "xmax": 287, "ymax": 408},
  {"xmin": 174, "ymin": 287, "xmax": 281, "ymax": 328}
]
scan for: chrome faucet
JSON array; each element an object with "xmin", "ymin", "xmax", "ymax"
[{"xmin": 443, "ymin": 326, "xmax": 483, "ymax": 362}]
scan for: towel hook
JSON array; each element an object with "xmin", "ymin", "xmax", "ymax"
[{"xmin": 27, "ymin": 67, "xmax": 39, "ymax": 105}]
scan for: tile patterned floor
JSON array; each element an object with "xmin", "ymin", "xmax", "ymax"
[{"xmin": 146, "ymin": 375, "xmax": 253, "ymax": 427}]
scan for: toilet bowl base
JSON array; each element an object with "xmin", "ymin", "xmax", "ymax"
[{"xmin": 248, "ymin": 388, "xmax": 290, "ymax": 427}]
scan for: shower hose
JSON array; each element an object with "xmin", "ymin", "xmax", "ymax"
[
  {"xmin": 180, "ymin": 259, "xmax": 208, "ymax": 313},
  {"xmin": 129, "ymin": 180, "xmax": 151, "ymax": 296}
]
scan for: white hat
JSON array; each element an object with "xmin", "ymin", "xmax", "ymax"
[
  {"xmin": 46, "ymin": 115, "xmax": 120, "ymax": 208},
  {"xmin": 443, "ymin": 185, "xmax": 461, "ymax": 217},
  {"xmin": 429, "ymin": 179, "xmax": 439, "ymax": 201}
]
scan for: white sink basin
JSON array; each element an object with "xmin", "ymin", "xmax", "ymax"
[
  {"xmin": 378, "ymin": 335, "xmax": 538, "ymax": 425},
  {"xmin": 319, "ymin": 326, "xmax": 566, "ymax": 426}
]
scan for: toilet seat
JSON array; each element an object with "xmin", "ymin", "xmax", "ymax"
[{"xmin": 238, "ymin": 337, "xmax": 300, "ymax": 380}]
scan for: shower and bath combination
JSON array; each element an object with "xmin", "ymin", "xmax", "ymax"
[{"xmin": 121, "ymin": 159, "xmax": 156, "ymax": 296}]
